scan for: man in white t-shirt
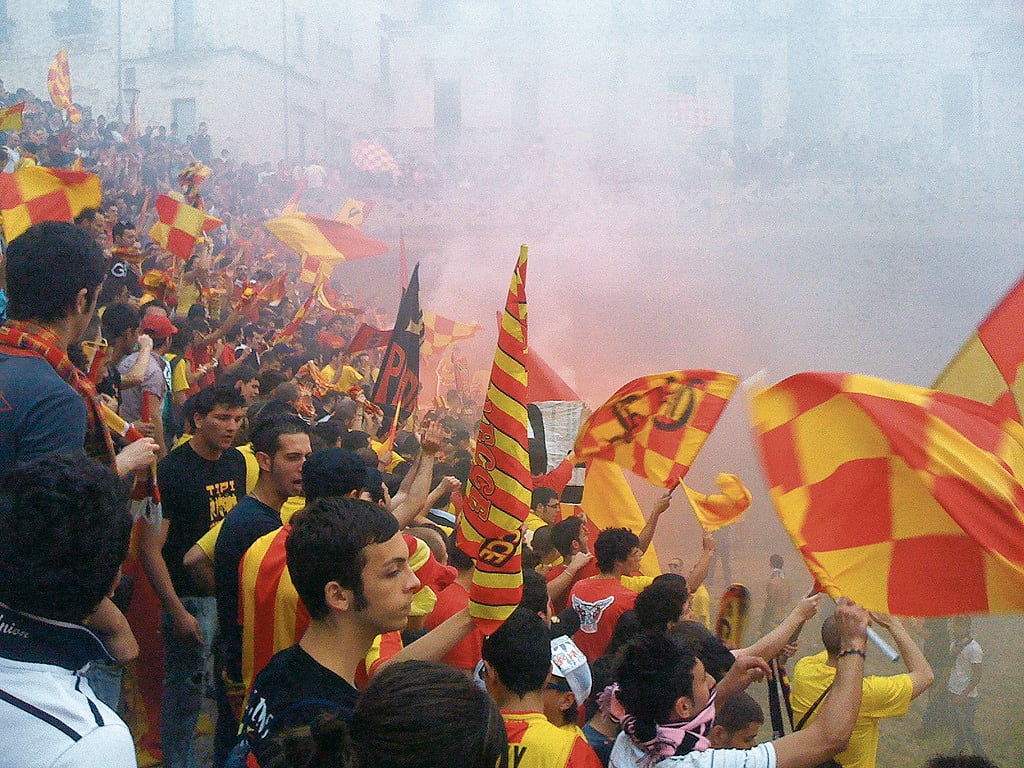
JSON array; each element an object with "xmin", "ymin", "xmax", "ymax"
[
  {"xmin": 0, "ymin": 454, "xmax": 137, "ymax": 768},
  {"xmin": 608, "ymin": 598, "xmax": 873, "ymax": 768},
  {"xmin": 947, "ymin": 617, "xmax": 983, "ymax": 755}
]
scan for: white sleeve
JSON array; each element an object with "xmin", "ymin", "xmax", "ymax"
[{"xmin": 51, "ymin": 723, "xmax": 138, "ymax": 768}]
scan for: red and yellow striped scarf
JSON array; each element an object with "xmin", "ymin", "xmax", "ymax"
[{"xmin": 0, "ymin": 320, "xmax": 116, "ymax": 466}]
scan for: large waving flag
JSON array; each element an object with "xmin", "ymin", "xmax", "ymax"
[
  {"xmin": 47, "ymin": 49, "xmax": 82, "ymax": 123},
  {"xmin": 264, "ymin": 211, "xmax": 388, "ymax": 278},
  {"xmin": 0, "ymin": 102, "xmax": 25, "ymax": 132},
  {"xmin": 574, "ymin": 370, "xmax": 739, "ymax": 488},
  {"xmin": 457, "ymin": 246, "xmax": 532, "ymax": 632},
  {"xmin": 421, "ymin": 311, "xmax": 483, "ymax": 358},
  {"xmin": 371, "ymin": 264, "xmax": 422, "ymax": 421},
  {"xmin": 0, "ymin": 165, "xmax": 101, "ymax": 242},
  {"xmin": 148, "ymin": 194, "xmax": 223, "ymax": 260},
  {"xmin": 934, "ymin": 274, "xmax": 1024, "ymax": 424},
  {"xmin": 752, "ymin": 372, "xmax": 1024, "ymax": 616}
]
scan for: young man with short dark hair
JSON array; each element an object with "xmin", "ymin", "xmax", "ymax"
[
  {"xmin": 612, "ymin": 598, "xmax": 873, "ymax": 768},
  {"xmin": 138, "ymin": 384, "xmax": 248, "ymax": 768},
  {"xmin": 0, "ymin": 454, "xmax": 136, "ymax": 767},
  {"xmin": 237, "ymin": 497, "xmax": 419, "ymax": 766},
  {"xmin": 212, "ymin": 414, "xmax": 311, "ymax": 764},
  {"xmin": 481, "ymin": 607, "xmax": 602, "ymax": 768},
  {"xmin": 0, "ymin": 222, "xmax": 157, "ymax": 481}
]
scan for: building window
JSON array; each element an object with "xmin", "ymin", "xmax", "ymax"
[{"xmin": 174, "ymin": 0, "xmax": 195, "ymax": 51}]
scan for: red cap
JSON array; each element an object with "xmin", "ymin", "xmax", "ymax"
[{"xmin": 141, "ymin": 314, "xmax": 179, "ymax": 339}]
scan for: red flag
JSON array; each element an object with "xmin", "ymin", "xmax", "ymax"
[
  {"xmin": 346, "ymin": 323, "xmax": 393, "ymax": 354},
  {"xmin": 272, "ymin": 281, "xmax": 319, "ymax": 345}
]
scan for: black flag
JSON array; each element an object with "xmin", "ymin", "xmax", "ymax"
[{"xmin": 371, "ymin": 263, "xmax": 422, "ymax": 420}]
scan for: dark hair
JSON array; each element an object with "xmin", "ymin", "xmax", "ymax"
[
  {"xmin": 0, "ymin": 454, "xmax": 131, "ymax": 623},
  {"xmin": 821, "ymin": 614, "xmax": 842, "ymax": 656},
  {"xmin": 667, "ymin": 621, "xmax": 736, "ymax": 682},
  {"xmin": 551, "ymin": 517, "xmax": 585, "ymax": 559},
  {"xmin": 924, "ymin": 757, "xmax": 1000, "ymax": 768},
  {"xmin": 251, "ymin": 414, "xmax": 311, "ymax": 458},
  {"xmin": 6, "ymin": 222, "xmax": 106, "ymax": 323},
  {"xmin": 112, "ymin": 220, "xmax": 135, "ymax": 240},
  {"xmin": 223, "ymin": 364, "xmax": 260, "ymax": 389},
  {"xmin": 714, "ymin": 691, "xmax": 763, "ymax": 732},
  {"xmin": 302, "ymin": 449, "xmax": 366, "ymax": 502},
  {"xmin": 286, "ymin": 497, "xmax": 400, "ymax": 620},
  {"xmin": 530, "ymin": 525, "xmax": 554, "ymax": 558},
  {"xmin": 352, "ymin": 661, "xmax": 507, "ymax": 768},
  {"xmin": 634, "ymin": 574, "xmax": 690, "ymax": 634},
  {"xmin": 74, "ymin": 207, "xmax": 103, "ymax": 225},
  {"xmin": 481, "ymin": 607, "xmax": 551, "ymax": 697},
  {"xmin": 769, "ymin": 554, "xmax": 784, "ymax": 569},
  {"xmin": 531, "ymin": 486, "xmax": 559, "ymax": 510},
  {"xmin": 594, "ymin": 527, "xmax": 639, "ymax": 573},
  {"xmin": 340, "ymin": 430, "xmax": 370, "ymax": 452},
  {"xmin": 520, "ymin": 568, "xmax": 549, "ymax": 616},
  {"xmin": 267, "ymin": 661, "xmax": 508, "ymax": 768},
  {"xmin": 188, "ymin": 384, "xmax": 247, "ymax": 417},
  {"xmin": 446, "ymin": 532, "xmax": 474, "ymax": 572},
  {"xmin": 101, "ymin": 301, "xmax": 141, "ymax": 343},
  {"xmin": 312, "ymin": 421, "xmax": 345, "ymax": 450},
  {"xmin": 614, "ymin": 633, "xmax": 698, "ymax": 741}
]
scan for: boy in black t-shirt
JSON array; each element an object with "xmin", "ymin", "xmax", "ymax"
[{"xmin": 139, "ymin": 385, "xmax": 247, "ymax": 768}]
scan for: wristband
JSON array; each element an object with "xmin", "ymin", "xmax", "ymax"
[{"xmin": 838, "ymin": 648, "xmax": 866, "ymax": 661}]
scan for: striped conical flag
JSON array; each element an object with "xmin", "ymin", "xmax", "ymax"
[{"xmin": 457, "ymin": 245, "xmax": 531, "ymax": 633}]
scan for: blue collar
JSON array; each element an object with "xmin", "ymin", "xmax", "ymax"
[{"xmin": 0, "ymin": 604, "xmax": 113, "ymax": 672}]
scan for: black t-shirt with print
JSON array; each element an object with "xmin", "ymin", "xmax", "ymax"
[
  {"xmin": 239, "ymin": 644, "xmax": 360, "ymax": 766},
  {"xmin": 158, "ymin": 441, "xmax": 247, "ymax": 597}
]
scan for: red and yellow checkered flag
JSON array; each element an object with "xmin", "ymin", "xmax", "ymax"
[
  {"xmin": 0, "ymin": 165, "xmax": 101, "ymax": 242},
  {"xmin": 421, "ymin": 311, "xmax": 482, "ymax": 357},
  {"xmin": 0, "ymin": 102, "xmax": 25, "ymax": 132},
  {"xmin": 457, "ymin": 245, "xmax": 531, "ymax": 633},
  {"xmin": 47, "ymin": 49, "xmax": 81, "ymax": 123},
  {"xmin": 752, "ymin": 372, "xmax": 1024, "ymax": 616},
  {"xmin": 934, "ymin": 272, "xmax": 1024, "ymax": 423},
  {"xmin": 574, "ymin": 370, "xmax": 739, "ymax": 488},
  {"xmin": 682, "ymin": 473, "xmax": 753, "ymax": 531},
  {"xmin": 148, "ymin": 194, "xmax": 223, "ymax": 260}
]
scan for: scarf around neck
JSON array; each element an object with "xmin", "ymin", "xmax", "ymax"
[{"xmin": 0, "ymin": 320, "xmax": 116, "ymax": 466}]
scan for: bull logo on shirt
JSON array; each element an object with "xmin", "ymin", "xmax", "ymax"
[{"xmin": 572, "ymin": 594, "xmax": 615, "ymax": 634}]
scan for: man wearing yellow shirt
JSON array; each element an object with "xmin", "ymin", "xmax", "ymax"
[{"xmin": 790, "ymin": 612, "xmax": 933, "ymax": 768}]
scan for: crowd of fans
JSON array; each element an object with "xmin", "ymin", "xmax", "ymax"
[{"xmin": 0, "ymin": 83, "xmax": 1000, "ymax": 768}]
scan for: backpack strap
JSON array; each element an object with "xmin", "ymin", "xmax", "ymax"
[{"xmin": 795, "ymin": 682, "xmax": 834, "ymax": 731}]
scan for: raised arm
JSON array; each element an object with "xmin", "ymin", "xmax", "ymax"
[
  {"xmin": 685, "ymin": 532, "xmax": 716, "ymax": 591},
  {"xmin": 738, "ymin": 593, "xmax": 820, "ymax": 661},
  {"xmin": 389, "ymin": 422, "xmax": 443, "ymax": 528},
  {"xmin": 871, "ymin": 613, "xmax": 934, "ymax": 699},
  {"xmin": 771, "ymin": 598, "xmax": 870, "ymax": 768},
  {"xmin": 637, "ymin": 490, "xmax": 673, "ymax": 553}
]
